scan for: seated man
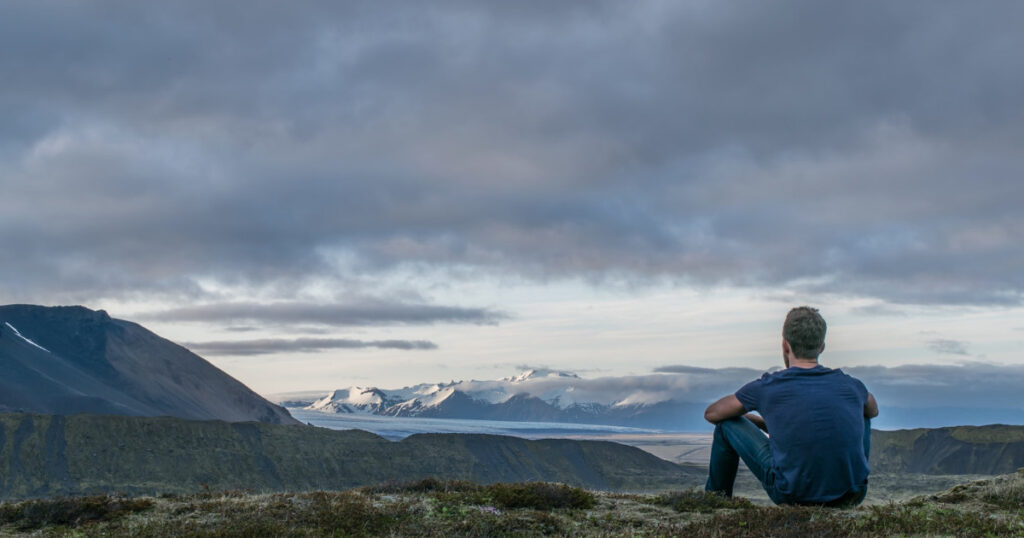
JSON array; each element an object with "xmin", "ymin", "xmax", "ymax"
[{"xmin": 704, "ymin": 306, "xmax": 878, "ymax": 506}]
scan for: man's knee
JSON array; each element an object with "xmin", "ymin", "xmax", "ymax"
[
  {"xmin": 717, "ymin": 415, "xmax": 756, "ymax": 436},
  {"xmin": 712, "ymin": 416, "xmax": 744, "ymax": 438}
]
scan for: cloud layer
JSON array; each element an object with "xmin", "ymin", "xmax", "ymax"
[
  {"xmin": 145, "ymin": 301, "xmax": 505, "ymax": 326},
  {"xmin": 184, "ymin": 337, "xmax": 438, "ymax": 356},
  {"xmin": 2, "ymin": 1, "xmax": 1023, "ymax": 307}
]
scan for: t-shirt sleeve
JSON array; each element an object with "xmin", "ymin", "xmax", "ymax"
[
  {"xmin": 852, "ymin": 377, "xmax": 869, "ymax": 402},
  {"xmin": 735, "ymin": 377, "xmax": 764, "ymax": 412}
]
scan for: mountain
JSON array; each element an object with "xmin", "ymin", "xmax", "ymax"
[
  {"xmin": 0, "ymin": 304, "xmax": 296, "ymax": 424},
  {"xmin": 0, "ymin": 412, "xmax": 705, "ymax": 500},
  {"xmin": 299, "ymin": 369, "xmax": 710, "ymax": 430},
  {"xmin": 871, "ymin": 424, "xmax": 1024, "ymax": 474}
]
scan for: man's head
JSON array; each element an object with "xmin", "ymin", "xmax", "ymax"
[{"xmin": 783, "ymin": 306, "xmax": 827, "ymax": 361}]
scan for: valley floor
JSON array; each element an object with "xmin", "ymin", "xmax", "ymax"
[{"xmin": 2, "ymin": 472, "xmax": 1022, "ymax": 537}]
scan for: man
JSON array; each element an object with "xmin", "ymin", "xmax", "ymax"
[{"xmin": 703, "ymin": 306, "xmax": 878, "ymax": 506}]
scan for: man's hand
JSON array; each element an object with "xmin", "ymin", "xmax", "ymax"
[
  {"xmin": 704, "ymin": 394, "xmax": 746, "ymax": 424},
  {"xmin": 865, "ymin": 393, "xmax": 879, "ymax": 419},
  {"xmin": 744, "ymin": 413, "xmax": 768, "ymax": 432}
]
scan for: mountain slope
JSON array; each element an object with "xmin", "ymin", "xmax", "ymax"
[
  {"xmin": 0, "ymin": 413, "xmax": 705, "ymax": 500},
  {"xmin": 872, "ymin": 425, "xmax": 1024, "ymax": 474},
  {"xmin": 0, "ymin": 305, "xmax": 296, "ymax": 424}
]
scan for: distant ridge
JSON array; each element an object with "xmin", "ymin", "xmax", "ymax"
[
  {"xmin": 0, "ymin": 413, "xmax": 705, "ymax": 500},
  {"xmin": 872, "ymin": 424, "xmax": 1024, "ymax": 474},
  {"xmin": 0, "ymin": 304, "xmax": 297, "ymax": 424}
]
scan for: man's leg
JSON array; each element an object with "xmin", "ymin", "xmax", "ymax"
[{"xmin": 705, "ymin": 416, "xmax": 773, "ymax": 497}]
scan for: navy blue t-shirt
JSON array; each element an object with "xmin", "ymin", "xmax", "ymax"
[{"xmin": 735, "ymin": 365, "xmax": 869, "ymax": 503}]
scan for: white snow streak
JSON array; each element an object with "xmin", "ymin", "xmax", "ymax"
[{"xmin": 3, "ymin": 322, "xmax": 51, "ymax": 353}]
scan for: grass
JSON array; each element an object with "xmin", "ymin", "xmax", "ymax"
[
  {"xmin": 364, "ymin": 478, "xmax": 596, "ymax": 510},
  {"xmin": 2, "ymin": 475, "xmax": 1023, "ymax": 536},
  {"xmin": 0, "ymin": 495, "xmax": 154, "ymax": 531},
  {"xmin": 650, "ymin": 488, "xmax": 755, "ymax": 513}
]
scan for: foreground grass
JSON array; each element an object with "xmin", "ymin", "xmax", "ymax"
[{"xmin": 2, "ymin": 473, "xmax": 1023, "ymax": 537}]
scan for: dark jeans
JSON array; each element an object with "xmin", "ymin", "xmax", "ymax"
[{"xmin": 705, "ymin": 416, "xmax": 871, "ymax": 507}]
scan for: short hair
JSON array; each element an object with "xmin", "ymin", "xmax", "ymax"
[{"xmin": 783, "ymin": 306, "xmax": 827, "ymax": 359}]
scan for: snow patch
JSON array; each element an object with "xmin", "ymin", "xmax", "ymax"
[
  {"xmin": 504, "ymin": 368, "xmax": 579, "ymax": 383},
  {"xmin": 4, "ymin": 322, "xmax": 50, "ymax": 353}
]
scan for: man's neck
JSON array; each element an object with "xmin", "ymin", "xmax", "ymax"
[{"xmin": 788, "ymin": 357, "xmax": 820, "ymax": 369}]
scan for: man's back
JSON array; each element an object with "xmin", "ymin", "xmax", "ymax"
[{"xmin": 736, "ymin": 365, "xmax": 869, "ymax": 503}]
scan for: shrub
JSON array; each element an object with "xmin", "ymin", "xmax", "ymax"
[
  {"xmin": 696, "ymin": 506, "xmax": 841, "ymax": 537},
  {"xmin": 981, "ymin": 482, "xmax": 1024, "ymax": 510},
  {"xmin": 855, "ymin": 504, "xmax": 1020, "ymax": 537},
  {"xmin": 362, "ymin": 477, "xmax": 482, "ymax": 495},
  {"xmin": 485, "ymin": 482, "xmax": 596, "ymax": 510},
  {"xmin": 365, "ymin": 479, "xmax": 595, "ymax": 511},
  {"xmin": 0, "ymin": 495, "xmax": 154, "ymax": 531},
  {"xmin": 652, "ymin": 489, "xmax": 754, "ymax": 513}
]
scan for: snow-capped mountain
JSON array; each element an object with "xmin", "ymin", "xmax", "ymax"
[
  {"xmin": 308, "ymin": 387, "xmax": 397, "ymax": 414},
  {"xmin": 503, "ymin": 368, "xmax": 579, "ymax": 383},
  {"xmin": 299, "ymin": 368, "xmax": 711, "ymax": 430}
]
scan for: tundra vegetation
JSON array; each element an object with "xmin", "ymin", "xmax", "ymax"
[{"xmin": 2, "ymin": 471, "xmax": 1023, "ymax": 537}]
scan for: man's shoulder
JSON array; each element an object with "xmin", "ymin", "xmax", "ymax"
[{"xmin": 768, "ymin": 366, "xmax": 865, "ymax": 385}]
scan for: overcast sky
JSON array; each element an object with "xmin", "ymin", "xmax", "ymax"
[{"xmin": 2, "ymin": 1, "xmax": 1023, "ymax": 412}]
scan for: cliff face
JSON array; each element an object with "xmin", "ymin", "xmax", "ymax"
[
  {"xmin": 0, "ymin": 305, "xmax": 296, "ymax": 425},
  {"xmin": 0, "ymin": 413, "xmax": 705, "ymax": 500},
  {"xmin": 872, "ymin": 425, "xmax": 1024, "ymax": 474}
]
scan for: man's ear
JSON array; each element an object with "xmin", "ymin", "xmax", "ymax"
[
  {"xmin": 819, "ymin": 343, "xmax": 825, "ymax": 354},
  {"xmin": 782, "ymin": 339, "xmax": 791, "ymax": 355}
]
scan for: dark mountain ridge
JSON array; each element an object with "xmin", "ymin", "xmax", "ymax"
[
  {"xmin": 0, "ymin": 304, "xmax": 296, "ymax": 424},
  {"xmin": 0, "ymin": 413, "xmax": 705, "ymax": 501}
]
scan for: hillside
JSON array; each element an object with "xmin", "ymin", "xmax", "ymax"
[
  {"xmin": 0, "ymin": 305, "xmax": 295, "ymax": 424},
  {"xmin": 872, "ymin": 424, "xmax": 1024, "ymax": 474},
  {"xmin": 0, "ymin": 413, "xmax": 705, "ymax": 501}
]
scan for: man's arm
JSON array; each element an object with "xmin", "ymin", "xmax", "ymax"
[
  {"xmin": 704, "ymin": 394, "xmax": 746, "ymax": 424},
  {"xmin": 864, "ymin": 393, "xmax": 879, "ymax": 419},
  {"xmin": 744, "ymin": 413, "xmax": 768, "ymax": 432}
]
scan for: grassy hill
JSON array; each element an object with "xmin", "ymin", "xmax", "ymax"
[
  {"xmin": 2, "ymin": 471, "xmax": 1022, "ymax": 537},
  {"xmin": 872, "ymin": 424, "xmax": 1024, "ymax": 474},
  {"xmin": 0, "ymin": 413, "xmax": 704, "ymax": 501}
]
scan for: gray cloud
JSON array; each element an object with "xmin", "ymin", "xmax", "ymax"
[
  {"xmin": 926, "ymin": 339, "xmax": 970, "ymax": 356},
  {"xmin": 1, "ymin": 1, "xmax": 1023, "ymax": 306},
  {"xmin": 849, "ymin": 304, "xmax": 909, "ymax": 317},
  {"xmin": 653, "ymin": 365, "xmax": 716, "ymax": 375},
  {"xmin": 143, "ymin": 302, "xmax": 505, "ymax": 326},
  {"xmin": 184, "ymin": 337, "xmax": 438, "ymax": 356}
]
